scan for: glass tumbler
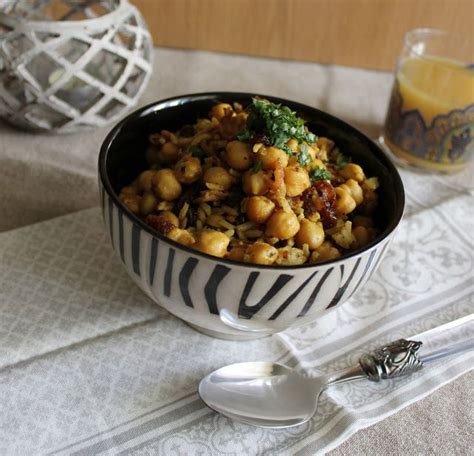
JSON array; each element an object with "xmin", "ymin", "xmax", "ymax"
[{"xmin": 379, "ymin": 29, "xmax": 474, "ymax": 173}]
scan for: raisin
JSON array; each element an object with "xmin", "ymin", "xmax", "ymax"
[{"xmin": 302, "ymin": 181, "xmax": 337, "ymax": 228}]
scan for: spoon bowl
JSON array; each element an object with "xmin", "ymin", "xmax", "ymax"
[{"xmin": 198, "ymin": 362, "xmax": 324, "ymax": 428}]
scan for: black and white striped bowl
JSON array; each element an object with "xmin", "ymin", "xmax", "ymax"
[{"xmin": 98, "ymin": 93, "xmax": 404, "ymax": 340}]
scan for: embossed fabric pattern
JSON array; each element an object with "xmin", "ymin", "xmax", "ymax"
[{"xmin": 0, "ymin": 48, "xmax": 473, "ymax": 455}]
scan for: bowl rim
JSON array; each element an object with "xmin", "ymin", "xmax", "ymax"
[{"xmin": 99, "ymin": 91, "xmax": 405, "ymax": 270}]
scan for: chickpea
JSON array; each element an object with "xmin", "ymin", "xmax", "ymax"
[
  {"xmin": 245, "ymin": 242, "xmax": 278, "ymax": 265},
  {"xmin": 335, "ymin": 187, "xmax": 356, "ymax": 215},
  {"xmin": 352, "ymin": 225, "xmax": 371, "ymax": 248},
  {"xmin": 158, "ymin": 142, "xmax": 179, "ymax": 163},
  {"xmin": 167, "ymin": 228, "xmax": 195, "ymax": 247},
  {"xmin": 242, "ymin": 170, "xmax": 269, "ymax": 195},
  {"xmin": 211, "ymin": 103, "xmax": 233, "ymax": 120},
  {"xmin": 152, "ymin": 168, "xmax": 182, "ymax": 201},
  {"xmin": 203, "ymin": 166, "xmax": 234, "ymax": 190},
  {"xmin": 287, "ymin": 139, "xmax": 299, "ymax": 153},
  {"xmin": 316, "ymin": 137, "xmax": 335, "ymax": 161},
  {"xmin": 310, "ymin": 158, "xmax": 326, "ymax": 169},
  {"xmin": 226, "ymin": 245, "xmax": 247, "ymax": 262},
  {"xmin": 305, "ymin": 144, "xmax": 318, "ymax": 161},
  {"xmin": 120, "ymin": 195, "xmax": 141, "ymax": 215},
  {"xmin": 311, "ymin": 241, "xmax": 340, "ymax": 262},
  {"xmin": 140, "ymin": 192, "xmax": 157, "ymax": 216},
  {"xmin": 288, "ymin": 143, "xmax": 317, "ymax": 166},
  {"xmin": 340, "ymin": 179, "xmax": 363, "ymax": 205},
  {"xmin": 137, "ymin": 169, "xmax": 157, "ymax": 192},
  {"xmin": 265, "ymin": 210, "xmax": 300, "ymax": 240},
  {"xmin": 295, "ymin": 219, "xmax": 325, "ymax": 250},
  {"xmin": 206, "ymin": 214, "xmax": 225, "ymax": 228},
  {"xmin": 255, "ymin": 146, "xmax": 289, "ymax": 169},
  {"xmin": 284, "ymin": 166, "xmax": 311, "ymax": 197},
  {"xmin": 246, "ymin": 196, "xmax": 275, "ymax": 224},
  {"xmin": 225, "ymin": 141, "xmax": 253, "ymax": 170},
  {"xmin": 194, "ymin": 230, "xmax": 230, "ymax": 257},
  {"xmin": 159, "ymin": 210, "xmax": 179, "ymax": 227},
  {"xmin": 174, "ymin": 155, "xmax": 202, "ymax": 184},
  {"xmin": 340, "ymin": 163, "xmax": 365, "ymax": 182}
]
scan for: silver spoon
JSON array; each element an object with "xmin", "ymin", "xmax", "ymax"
[{"xmin": 199, "ymin": 314, "xmax": 474, "ymax": 428}]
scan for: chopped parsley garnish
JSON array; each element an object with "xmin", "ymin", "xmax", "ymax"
[
  {"xmin": 251, "ymin": 159, "xmax": 264, "ymax": 174},
  {"xmin": 298, "ymin": 142, "xmax": 311, "ymax": 166},
  {"xmin": 310, "ymin": 167, "xmax": 331, "ymax": 182},
  {"xmin": 237, "ymin": 98, "xmax": 317, "ymax": 156},
  {"xmin": 189, "ymin": 145, "xmax": 205, "ymax": 159}
]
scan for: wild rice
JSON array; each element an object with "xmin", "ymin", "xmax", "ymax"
[
  {"xmin": 222, "ymin": 205, "xmax": 239, "ymax": 216},
  {"xmin": 220, "ymin": 219, "xmax": 235, "ymax": 230},
  {"xmin": 236, "ymin": 229, "xmax": 247, "ymax": 241},
  {"xmin": 245, "ymin": 229, "xmax": 263, "ymax": 238},
  {"xmin": 179, "ymin": 202, "xmax": 189, "ymax": 221},
  {"xmin": 236, "ymin": 221, "xmax": 256, "ymax": 231},
  {"xmin": 197, "ymin": 207, "xmax": 207, "ymax": 223},
  {"xmin": 206, "ymin": 214, "xmax": 224, "ymax": 228},
  {"xmin": 201, "ymin": 203, "xmax": 212, "ymax": 217},
  {"xmin": 206, "ymin": 182, "xmax": 225, "ymax": 191}
]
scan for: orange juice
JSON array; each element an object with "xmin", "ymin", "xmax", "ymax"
[{"xmin": 383, "ymin": 56, "xmax": 474, "ymax": 172}]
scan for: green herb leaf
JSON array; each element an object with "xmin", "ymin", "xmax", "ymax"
[
  {"xmin": 298, "ymin": 142, "xmax": 311, "ymax": 166},
  {"xmin": 242, "ymin": 98, "xmax": 318, "ymax": 157},
  {"xmin": 252, "ymin": 159, "xmax": 264, "ymax": 174},
  {"xmin": 189, "ymin": 145, "xmax": 205, "ymax": 159},
  {"xmin": 310, "ymin": 167, "xmax": 331, "ymax": 182}
]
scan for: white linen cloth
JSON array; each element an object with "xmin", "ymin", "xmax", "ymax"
[{"xmin": 0, "ymin": 48, "xmax": 473, "ymax": 455}]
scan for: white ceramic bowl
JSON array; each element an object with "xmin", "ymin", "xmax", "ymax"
[{"xmin": 98, "ymin": 93, "xmax": 405, "ymax": 340}]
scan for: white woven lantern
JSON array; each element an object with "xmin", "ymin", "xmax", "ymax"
[{"xmin": 0, "ymin": 0, "xmax": 152, "ymax": 132}]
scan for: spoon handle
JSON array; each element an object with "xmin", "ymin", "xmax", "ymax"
[{"xmin": 327, "ymin": 313, "xmax": 473, "ymax": 385}]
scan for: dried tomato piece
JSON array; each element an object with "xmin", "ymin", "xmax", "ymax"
[
  {"xmin": 146, "ymin": 215, "xmax": 176, "ymax": 235},
  {"xmin": 302, "ymin": 181, "xmax": 337, "ymax": 228}
]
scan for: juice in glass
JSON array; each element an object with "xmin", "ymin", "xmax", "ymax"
[{"xmin": 381, "ymin": 29, "xmax": 474, "ymax": 173}]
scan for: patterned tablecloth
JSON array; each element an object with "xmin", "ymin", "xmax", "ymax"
[{"xmin": 0, "ymin": 48, "xmax": 473, "ymax": 455}]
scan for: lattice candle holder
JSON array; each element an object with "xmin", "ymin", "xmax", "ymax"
[{"xmin": 0, "ymin": 0, "xmax": 153, "ymax": 132}]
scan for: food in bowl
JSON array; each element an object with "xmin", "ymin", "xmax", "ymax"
[
  {"xmin": 118, "ymin": 98, "xmax": 380, "ymax": 266},
  {"xmin": 100, "ymin": 93, "xmax": 404, "ymax": 340}
]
